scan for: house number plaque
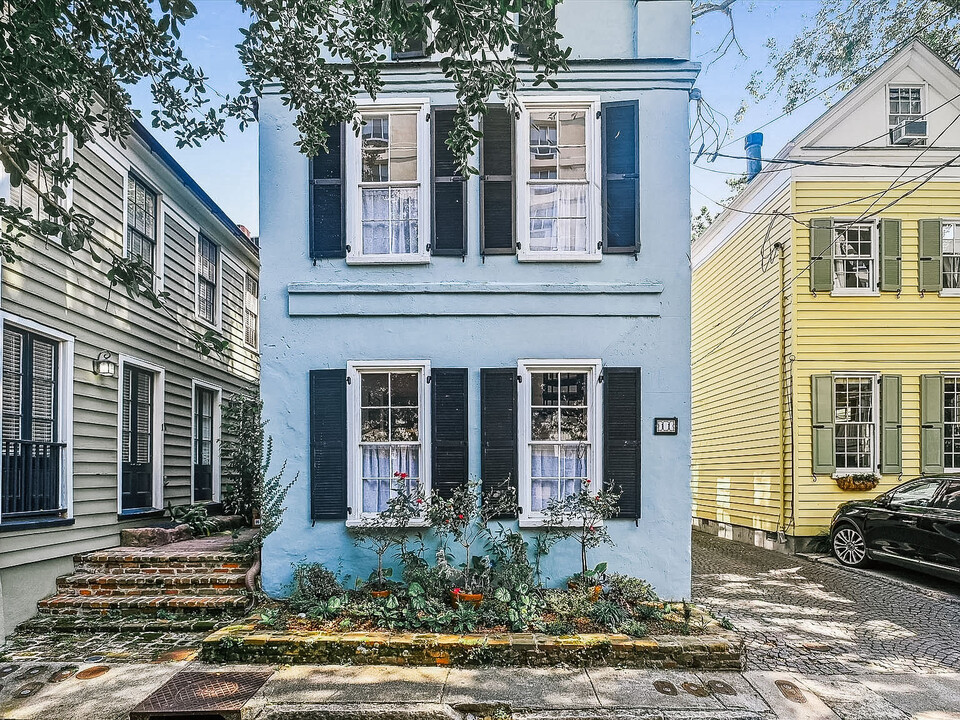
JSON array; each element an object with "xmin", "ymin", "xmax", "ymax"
[{"xmin": 654, "ymin": 417, "xmax": 678, "ymax": 435}]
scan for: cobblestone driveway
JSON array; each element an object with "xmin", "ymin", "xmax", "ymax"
[{"xmin": 692, "ymin": 531, "xmax": 960, "ymax": 676}]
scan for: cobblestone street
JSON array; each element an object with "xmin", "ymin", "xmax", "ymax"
[{"xmin": 693, "ymin": 530, "xmax": 960, "ymax": 676}]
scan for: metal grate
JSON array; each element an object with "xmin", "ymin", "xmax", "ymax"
[{"xmin": 129, "ymin": 671, "xmax": 272, "ymax": 720}]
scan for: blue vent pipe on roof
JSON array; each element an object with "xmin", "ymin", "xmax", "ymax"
[{"xmin": 745, "ymin": 132, "xmax": 763, "ymax": 181}]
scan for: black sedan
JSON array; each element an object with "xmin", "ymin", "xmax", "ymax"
[{"xmin": 830, "ymin": 475, "xmax": 960, "ymax": 582}]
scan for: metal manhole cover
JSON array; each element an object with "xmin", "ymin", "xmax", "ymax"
[
  {"xmin": 14, "ymin": 682, "xmax": 44, "ymax": 698},
  {"xmin": 653, "ymin": 680, "xmax": 678, "ymax": 696},
  {"xmin": 49, "ymin": 666, "xmax": 79, "ymax": 683},
  {"xmin": 76, "ymin": 665, "xmax": 111, "ymax": 680},
  {"xmin": 129, "ymin": 671, "xmax": 273, "ymax": 719},
  {"xmin": 1, "ymin": 665, "xmax": 17, "ymax": 678},
  {"xmin": 775, "ymin": 679, "xmax": 807, "ymax": 704},
  {"xmin": 682, "ymin": 682, "xmax": 710, "ymax": 698},
  {"xmin": 707, "ymin": 679, "xmax": 737, "ymax": 696},
  {"xmin": 20, "ymin": 666, "xmax": 48, "ymax": 679}
]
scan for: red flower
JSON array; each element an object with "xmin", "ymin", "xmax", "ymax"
[
  {"xmin": 457, "ymin": 514, "xmax": 464, "ymax": 520},
  {"xmin": 453, "ymin": 588, "xmax": 462, "ymax": 594},
  {"xmin": 400, "ymin": 472, "xmax": 408, "ymax": 479},
  {"xmin": 416, "ymin": 498, "xmax": 423, "ymax": 504},
  {"xmin": 589, "ymin": 525, "xmax": 595, "ymax": 532},
  {"xmin": 595, "ymin": 495, "xmax": 601, "ymax": 501},
  {"xmin": 585, "ymin": 478, "xmax": 591, "ymax": 484}
]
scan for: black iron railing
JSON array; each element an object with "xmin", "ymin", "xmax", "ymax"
[{"xmin": 2, "ymin": 439, "xmax": 66, "ymax": 517}]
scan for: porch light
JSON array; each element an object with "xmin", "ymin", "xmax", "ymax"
[{"xmin": 93, "ymin": 351, "xmax": 117, "ymax": 378}]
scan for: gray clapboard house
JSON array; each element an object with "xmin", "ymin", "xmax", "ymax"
[{"xmin": 0, "ymin": 121, "xmax": 260, "ymax": 640}]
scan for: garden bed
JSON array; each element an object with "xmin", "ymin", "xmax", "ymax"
[{"xmin": 201, "ymin": 623, "xmax": 745, "ymax": 669}]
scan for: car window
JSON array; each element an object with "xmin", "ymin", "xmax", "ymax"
[
  {"xmin": 888, "ymin": 479, "xmax": 942, "ymax": 508},
  {"xmin": 934, "ymin": 482, "xmax": 960, "ymax": 511}
]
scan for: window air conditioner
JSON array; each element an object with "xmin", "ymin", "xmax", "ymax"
[{"xmin": 891, "ymin": 120, "xmax": 928, "ymax": 145}]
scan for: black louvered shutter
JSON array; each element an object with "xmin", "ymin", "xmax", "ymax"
[
  {"xmin": 432, "ymin": 368, "xmax": 469, "ymax": 498},
  {"xmin": 432, "ymin": 109, "xmax": 467, "ymax": 256},
  {"xmin": 480, "ymin": 368, "xmax": 518, "ymax": 516},
  {"xmin": 601, "ymin": 101, "xmax": 640, "ymax": 253},
  {"xmin": 481, "ymin": 107, "xmax": 515, "ymax": 255},
  {"xmin": 603, "ymin": 367, "xmax": 641, "ymax": 519},
  {"xmin": 309, "ymin": 122, "xmax": 345, "ymax": 259},
  {"xmin": 310, "ymin": 369, "xmax": 347, "ymax": 520}
]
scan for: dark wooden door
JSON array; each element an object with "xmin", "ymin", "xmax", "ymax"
[
  {"xmin": 193, "ymin": 386, "xmax": 214, "ymax": 502},
  {"xmin": 121, "ymin": 366, "xmax": 154, "ymax": 511}
]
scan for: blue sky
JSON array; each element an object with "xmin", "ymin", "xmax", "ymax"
[{"xmin": 131, "ymin": 0, "xmax": 830, "ymax": 234}]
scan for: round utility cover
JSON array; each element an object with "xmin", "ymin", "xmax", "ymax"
[
  {"xmin": 15, "ymin": 682, "xmax": 44, "ymax": 698},
  {"xmin": 76, "ymin": 666, "xmax": 111, "ymax": 680},
  {"xmin": 49, "ymin": 666, "xmax": 79, "ymax": 683}
]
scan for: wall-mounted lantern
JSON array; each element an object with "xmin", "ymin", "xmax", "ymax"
[{"xmin": 93, "ymin": 351, "xmax": 117, "ymax": 378}]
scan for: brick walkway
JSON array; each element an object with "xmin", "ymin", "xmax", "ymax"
[{"xmin": 692, "ymin": 531, "xmax": 960, "ymax": 676}]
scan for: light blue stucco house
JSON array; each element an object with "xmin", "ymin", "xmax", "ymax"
[{"xmin": 259, "ymin": 0, "xmax": 699, "ymax": 600}]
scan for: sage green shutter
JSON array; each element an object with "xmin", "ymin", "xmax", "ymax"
[
  {"xmin": 810, "ymin": 219, "xmax": 834, "ymax": 293},
  {"xmin": 879, "ymin": 219, "xmax": 902, "ymax": 292},
  {"xmin": 921, "ymin": 374, "xmax": 944, "ymax": 474},
  {"xmin": 812, "ymin": 375, "xmax": 836, "ymax": 474},
  {"xmin": 880, "ymin": 374, "xmax": 902, "ymax": 475},
  {"xmin": 919, "ymin": 219, "xmax": 942, "ymax": 293}
]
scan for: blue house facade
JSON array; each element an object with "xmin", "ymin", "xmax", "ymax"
[{"xmin": 259, "ymin": 0, "xmax": 698, "ymax": 600}]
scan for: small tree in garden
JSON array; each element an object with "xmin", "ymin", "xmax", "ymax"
[
  {"xmin": 542, "ymin": 479, "xmax": 620, "ymax": 586},
  {"xmin": 222, "ymin": 394, "xmax": 264, "ymax": 524},
  {"xmin": 428, "ymin": 481, "xmax": 518, "ymax": 595},
  {"xmin": 351, "ymin": 474, "xmax": 424, "ymax": 591}
]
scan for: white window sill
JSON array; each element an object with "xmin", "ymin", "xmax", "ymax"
[
  {"xmin": 830, "ymin": 289, "xmax": 880, "ymax": 297},
  {"xmin": 518, "ymin": 516, "xmax": 603, "ymax": 529},
  {"xmin": 517, "ymin": 252, "xmax": 602, "ymax": 263},
  {"xmin": 345, "ymin": 518, "xmax": 431, "ymax": 529},
  {"xmin": 940, "ymin": 290, "xmax": 960, "ymax": 297},
  {"xmin": 346, "ymin": 255, "xmax": 431, "ymax": 266},
  {"xmin": 832, "ymin": 471, "xmax": 881, "ymax": 480}
]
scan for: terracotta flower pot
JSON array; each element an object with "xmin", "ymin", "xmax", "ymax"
[
  {"xmin": 835, "ymin": 476, "xmax": 880, "ymax": 492},
  {"xmin": 370, "ymin": 589, "xmax": 391, "ymax": 599},
  {"xmin": 568, "ymin": 580, "xmax": 603, "ymax": 602},
  {"xmin": 451, "ymin": 590, "xmax": 483, "ymax": 608}
]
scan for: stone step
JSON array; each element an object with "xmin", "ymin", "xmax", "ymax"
[
  {"xmin": 74, "ymin": 549, "xmax": 251, "ymax": 575},
  {"xmin": 37, "ymin": 593, "xmax": 249, "ymax": 615},
  {"xmin": 56, "ymin": 572, "xmax": 248, "ymax": 596}
]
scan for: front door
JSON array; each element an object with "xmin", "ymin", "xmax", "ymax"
[
  {"xmin": 193, "ymin": 386, "xmax": 215, "ymax": 502},
  {"xmin": 121, "ymin": 366, "xmax": 154, "ymax": 511}
]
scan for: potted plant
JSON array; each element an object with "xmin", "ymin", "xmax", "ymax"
[
  {"xmin": 351, "ymin": 472, "xmax": 423, "ymax": 597},
  {"xmin": 542, "ymin": 478, "xmax": 620, "ymax": 600},
  {"xmin": 834, "ymin": 472, "xmax": 881, "ymax": 492},
  {"xmin": 428, "ymin": 480, "xmax": 517, "ymax": 606}
]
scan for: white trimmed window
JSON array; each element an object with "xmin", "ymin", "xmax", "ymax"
[
  {"xmin": 347, "ymin": 361, "xmax": 431, "ymax": 520},
  {"xmin": 945, "ymin": 377, "xmax": 960, "ymax": 472},
  {"xmin": 126, "ymin": 174, "xmax": 159, "ymax": 272},
  {"xmin": 942, "ymin": 222, "xmax": 960, "ymax": 291},
  {"xmin": 196, "ymin": 234, "xmax": 220, "ymax": 327},
  {"xmin": 833, "ymin": 222, "xmax": 877, "ymax": 292},
  {"xmin": 518, "ymin": 360, "xmax": 601, "ymax": 523},
  {"xmin": 244, "ymin": 273, "xmax": 259, "ymax": 348},
  {"xmin": 834, "ymin": 375, "xmax": 878, "ymax": 473},
  {"xmin": 516, "ymin": 100, "xmax": 601, "ymax": 261},
  {"xmin": 345, "ymin": 102, "xmax": 430, "ymax": 264},
  {"xmin": 889, "ymin": 86, "xmax": 923, "ymax": 133}
]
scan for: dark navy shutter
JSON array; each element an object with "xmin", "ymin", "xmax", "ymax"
[
  {"xmin": 310, "ymin": 369, "xmax": 347, "ymax": 520},
  {"xmin": 432, "ymin": 108, "xmax": 467, "ymax": 256},
  {"xmin": 603, "ymin": 367, "xmax": 641, "ymax": 519},
  {"xmin": 481, "ymin": 106, "xmax": 515, "ymax": 255},
  {"xmin": 309, "ymin": 122, "xmax": 345, "ymax": 259},
  {"xmin": 601, "ymin": 101, "xmax": 640, "ymax": 254},
  {"xmin": 431, "ymin": 368, "xmax": 469, "ymax": 498},
  {"xmin": 480, "ymin": 368, "xmax": 518, "ymax": 516}
]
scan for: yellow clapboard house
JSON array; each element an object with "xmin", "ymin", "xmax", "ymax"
[{"xmin": 691, "ymin": 41, "xmax": 960, "ymax": 551}]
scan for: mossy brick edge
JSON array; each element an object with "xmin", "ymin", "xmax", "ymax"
[{"xmin": 199, "ymin": 625, "xmax": 746, "ymax": 669}]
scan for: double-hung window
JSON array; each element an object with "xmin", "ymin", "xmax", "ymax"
[
  {"xmin": 196, "ymin": 234, "xmax": 219, "ymax": 326},
  {"xmin": 834, "ymin": 375, "xmax": 878, "ymax": 474},
  {"xmin": 889, "ymin": 86, "xmax": 923, "ymax": 136},
  {"xmin": 945, "ymin": 377, "xmax": 960, "ymax": 472},
  {"xmin": 942, "ymin": 222, "xmax": 960, "ymax": 291},
  {"xmin": 244, "ymin": 274, "xmax": 259, "ymax": 348},
  {"xmin": 126, "ymin": 175, "xmax": 158, "ymax": 272},
  {"xmin": 833, "ymin": 222, "xmax": 877, "ymax": 292},
  {"xmin": 347, "ymin": 361, "xmax": 430, "ymax": 520},
  {"xmin": 346, "ymin": 103, "xmax": 430, "ymax": 263},
  {"xmin": 517, "ymin": 100, "xmax": 601, "ymax": 261},
  {"xmin": 519, "ymin": 360, "xmax": 601, "ymax": 522}
]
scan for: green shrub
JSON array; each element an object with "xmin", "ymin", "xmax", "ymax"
[
  {"xmin": 621, "ymin": 619, "xmax": 648, "ymax": 637},
  {"xmin": 632, "ymin": 603, "xmax": 664, "ymax": 621},
  {"xmin": 605, "ymin": 574, "xmax": 658, "ymax": 608},
  {"xmin": 543, "ymin": 618, "xmax": 576, "ymax": 635},
  {"xmin": 588, "ymin": 600, "xmax": 629, "ymax": 631},
  {"xmin": 288, "ymin": 562, "xmax": 345, "ymax": 613}
]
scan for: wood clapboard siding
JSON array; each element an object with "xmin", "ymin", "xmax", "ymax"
[
  {"xmin": 1, "ymin": 139, "xmax": 259, "ymax": 570},
  {"xmin": 691, "ymin": 188, "xmax": 792, "ymax": 534},
  {"xmin": 790, "ymin": 179, "xmax": 960, "ymax": 535}
]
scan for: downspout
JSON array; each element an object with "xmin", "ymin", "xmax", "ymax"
[{"xmin": 777, "ymin": 240, "xmax": 788, "ymax": 539}]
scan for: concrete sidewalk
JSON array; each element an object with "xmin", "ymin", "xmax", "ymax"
[{"xmin": 1, "ymin": 661, "xmax": 959, "ymax": 720}]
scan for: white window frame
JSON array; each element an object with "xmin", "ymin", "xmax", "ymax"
[
  {"xmin": 122, "ymin": 172, "xmax": 166, "ymax": 293},
  {"xmin": 887, "ymin": 83, "xmax": 926, "ymax": 142},
  {"xmin": 831, "ymin": 219, "xmax": 879, "ymax": 296},
  {"xmin": 517, "ymin": 359, "xmax": 602, "ymax": 527},
  {"xmin": 116, "ymin": 355, "xmax": 165, "ymax": 514},
  {"xmin": 832, "ymin": 372, "xmax": 880, "ymax": 476},
  {"xmin": 194, "ymin": 232, "xmax": 222, "ymax": 331},
  {"xmin": 345, "ymin": 100, "xmax": 431, "ymax": 265},
  {"xmin": 944, "ymin": 374, "xmax": 960, "ymax": 473},
  {"xmin": 346, "ymin": 359, "xmax": 431, "ymax": 525},
  {"xmin": 0, "ymin": 312, "xmax": 75, "ymax": 526},
  {"xmin": 515, "ymin": 97, "xmax": 602, "ymax": 263},
  {"xmin": 190, "ymin": 379, "xmax": 222, "ymax": 504},
  {"xmin": 940, "ymin": 219, "xmax": 960, "ymax": 297},
  {"xmin": 243, "ymin": 272, "xmax": 260, "ymax": 349}
]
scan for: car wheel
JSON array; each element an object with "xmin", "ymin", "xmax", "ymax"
[{"xmin": 832, "ymin": 523, "xmax": 869, "ymax": 568}]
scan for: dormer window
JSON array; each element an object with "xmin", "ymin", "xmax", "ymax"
[{"xmin": 889, "ymin": 85, "xmax": 925, "ymax": 145}]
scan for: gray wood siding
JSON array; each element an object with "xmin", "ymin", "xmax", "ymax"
[{"xmin": 1, "ymin": 139, "xmax": 259, "ymax": 570}]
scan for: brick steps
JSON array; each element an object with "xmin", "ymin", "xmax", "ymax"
[
  {"xmin": 56, "ymin": 572, "xmax": 248, "ymax": 596},
  {"xmin": 37, "ymin": 593, "xmax": 248, "ymax": 614}
]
